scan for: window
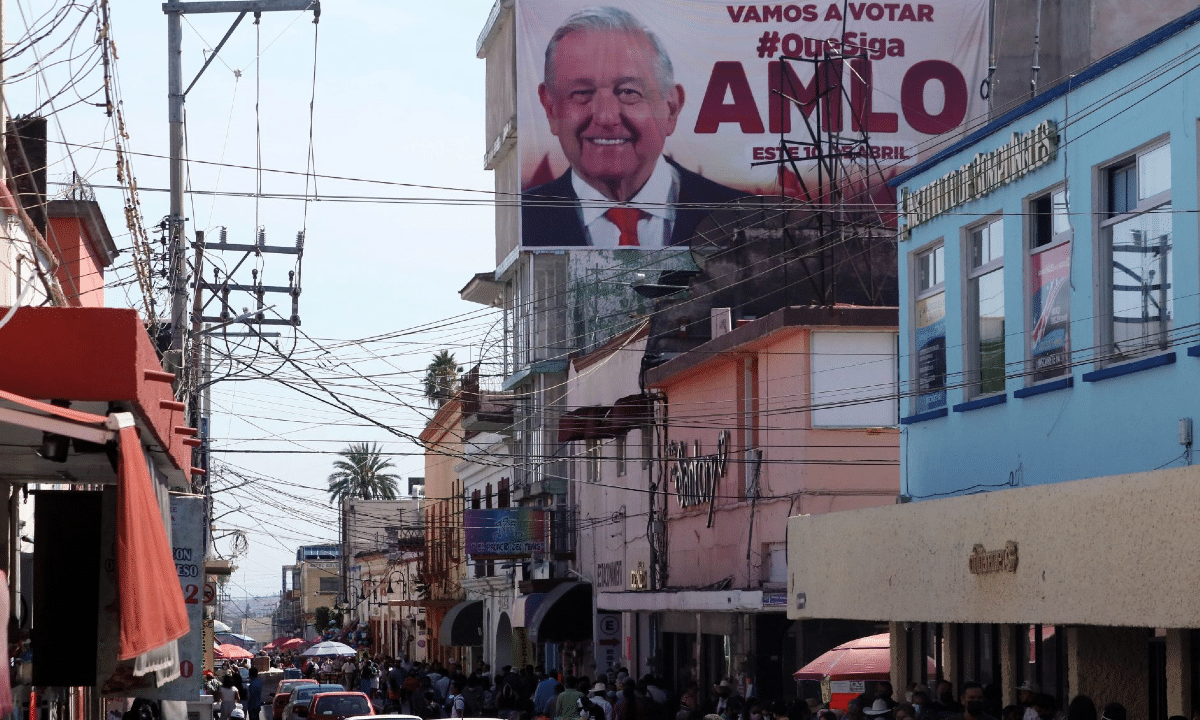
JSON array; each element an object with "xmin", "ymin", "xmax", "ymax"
[
  {"xmin": 812, "ymin": 331, "xmax": 899, "ymax": 426},
  {"xmin": 966, "ymin": 218, "xmax": 1005, "ymax": 396},
  {"xmin": 318, "ymin": 576, "xmax": 339, "ymax": 594},
  {"xmin": 1027, "ymin": 187, "xmax": 1072, "ymax": 382},
  {"xmin": 913, "ymin": 244, "xmax": 946, "ymax": 413},
  {"xmin": 585, "ymin": 439, "xmax": 601, "ymax": 482},
  {"xmin": 641, "ymin": 426, "xmax": 653, "ymax": 471},
  {"xmin": 615, "ymin": 435, "xmax": 627, "ymax": 477},
  {"xmin": 763, "ymin": 543, "xmax": 787, "ymax": 585},
  {"xmin": 1101, "ymin": 142, "xmax": 1172, "ymax": 363},
  {"xmin": 498, "ymin": 478, "xmax": 510, "ymax": 508}
]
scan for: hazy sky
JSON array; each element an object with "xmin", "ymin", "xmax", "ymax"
[{"xmin": 7, "ymin": 0, "xmax": 499, "ymax": 604}]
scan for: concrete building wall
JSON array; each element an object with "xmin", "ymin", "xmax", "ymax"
[
  {"xmin": 573, "ymin": 330, "xmax": 651, "ymax": 596},
  {"xmin": 788, "ymin": 464, "xmax": 1200, "ymax": 627},
  {"xmin": 1068, "ymin": 626, "xmax": 1151, "ymax": 720},
  {"xmin": 655, "ymin": 316, "xmax": 899, "ymax": 590}
]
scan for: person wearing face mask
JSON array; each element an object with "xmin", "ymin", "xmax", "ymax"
[{"xmin": 959, "ymin": 682, "xmax": 996, "ymax": 720}]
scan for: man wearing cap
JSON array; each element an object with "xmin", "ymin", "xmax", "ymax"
[
  {"xmin": 711, "ymin": 680, "xmax": 737, "ymax": 716},
  {"xmin": 864, "ymin": 699, "xmax": 894, "ymax": 720},
  {"xmin": 588, "ymin": 682, "xmax": 614, "ymax": 720},
  {"xmin": 1015, "ymin": 682, "xmax": 1039, "ymax": 720}
]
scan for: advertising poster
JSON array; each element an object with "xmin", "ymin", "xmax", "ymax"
[
  {"xmin": 516, "ymin": 0, "xmax": 991, "ymax": 250},
  {"xmin": 914, "ymin": 290, "xmax": 946, "ymax": 413},
  {"xmin": 97, "ymin": 494, "xmax": 206, "ymax": 699},
  {"xmin": 464, "ymin": 508, "xmax": 548, "ymax": 558},
  {"xmin": 1029, "ymin": 242, "xmax": 1071, "ymax": 382}
]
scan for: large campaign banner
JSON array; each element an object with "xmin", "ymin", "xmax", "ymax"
[{"xmin": 517, "ymin": 0, "xmax": 990, "ymax": 250}]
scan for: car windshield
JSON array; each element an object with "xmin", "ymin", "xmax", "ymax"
[
  {"xmin": 313, "ymin": 697, "xmax": 370, "ymax": 717},
  {"xmin": 280, "ymin": 681, "xmax": 315, "ymax": 694},
  {"xmin": 292, "ymin": 686, "xmax": 344, "ymax": 705}
]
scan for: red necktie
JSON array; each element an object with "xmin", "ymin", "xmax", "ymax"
[{"xmin": 605, "ymin": 207, "xmax": 646, "ymax": 246}]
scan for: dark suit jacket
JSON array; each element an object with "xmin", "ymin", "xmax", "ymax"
[{"xmin": 521, "ymin": 158, "xmax": 747, "ymax": 247}]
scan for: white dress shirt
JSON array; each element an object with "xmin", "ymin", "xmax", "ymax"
[{"xmin": 573, "ymin": 157, "xmax": 680, "ymax": 248}]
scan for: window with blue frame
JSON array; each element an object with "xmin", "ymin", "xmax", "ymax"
[
  {"xmin": 1027, "ymin": 187, "xmax": 1072, "ymax": 383},
  {"xmin": 913, "ymin": 243, "xmax": 946, "ymax": 413},
  {"xmin": 1101, "ymin": 141, "xmax": 1172, "ymax": 364},
  {"xmin": 966, "ymin": 217, "xmax": 1005, "ymax": 396}
]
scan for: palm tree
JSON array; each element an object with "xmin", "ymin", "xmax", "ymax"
[
  {"xmin": 423, "ymin": 350, "xmax": 462, "ymax": 406},
  {"xmin": 326, "ymin": 442, "xmax": 401, "ymax": 504}
]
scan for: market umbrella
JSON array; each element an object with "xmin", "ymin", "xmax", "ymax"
[
  {"xmin": 280, "ymin": 637, "xmax": 308, "ymax": 651},
  {"xmin": 794, "ymin": 633, "xmax": 890, "ymax": 681},
  {"xmin": 794, "ymin": 633, "xmax": 936, "ymax": 680},
  {"xmin": 299, "ymin": 640, "xmax": 356, "ymax": 658},
  {"xmin": 264, "ymin": 636, "xmax": 293, "ymax": 651},
  {"xmin": 215, "ymin": 643, "xmax": 255, "ymax": 660}
]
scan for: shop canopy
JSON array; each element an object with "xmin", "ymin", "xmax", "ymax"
[
  {"xmin": 439, "ymin": 600, "xmax": 483, "ymax": 647},
  {"xmin": 795, "ymin": 633, "xmax": 935, "ymax": 680},
  {"xmin": 215, "ymin": 643, "xmax": 255, "ymax": 660},
  {"xmin": 529, "ymin": 581, "xmax": 592, "ymax": 644},
  {"xmin": 0, "ymin": 390, "xmax": 189, "ymax": 661}
]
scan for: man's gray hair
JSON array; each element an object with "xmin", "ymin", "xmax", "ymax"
[{"xmin": 544, "ymin": 6, "xmax": 675, "ymax": 95}]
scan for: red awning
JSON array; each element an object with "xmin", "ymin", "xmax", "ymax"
[
  {"xmin": 114, "ymin": 417, "xmax": 189, "ymax": 659},
  {"xmin": 558, "ymin": 406, "xmax": 617, "ymax": 443},
  {"xmin": 0, "ymin": 388, "xmax": 115, "ymax": 442},
  {"xmin": 607, "ymin": 394, "xmax": 654, "ymax": 434},
  {"xmin": 0, "ymin": 390, "xmax": 189, "ymax": 661}
]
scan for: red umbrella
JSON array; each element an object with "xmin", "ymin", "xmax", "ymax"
[
  {"xmin": 280, "ymin": 637, "xmax": 308, "ymax": 651},
  {"xmin": 263, "ymin": 636, "xmax": 290, "ymax": 651},
  {"xmin": 215, "ymin": 643, "xmax": 255, "ymax": 660},
  {"xmin": 795, "ymin": 633, "xmax": 890, "ymax": 681},
  {"xmin": 794, "ymin": 633, "xmax": 937, "ymax": 680}
]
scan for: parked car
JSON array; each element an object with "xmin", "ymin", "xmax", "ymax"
[
  {"xmin": 283, "ymin": 684, "xmax": 346, "ymax": 720},
  {"xmin": 306, "ymin": 692, "xmax": 373, "ymax": 720},
  {"xmin": 273, "ymin": 679, "xmax": 317, "ymax": 720}
]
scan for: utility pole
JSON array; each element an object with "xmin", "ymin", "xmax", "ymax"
[{"xmin": 163, "ymin": 0, "xmax": 320, "ymax": 373}]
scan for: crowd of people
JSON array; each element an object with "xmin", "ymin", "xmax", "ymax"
[
  {"xmin": 829, "ymin": 679, "xmax": 1139, "ymax": 720},
  {"xmin": 202, "ymin": 653, "xmax": 1193, "ymax": 720}
]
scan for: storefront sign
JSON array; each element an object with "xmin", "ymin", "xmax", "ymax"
[
  {"xmin": 668, "ymin": 430, "xmax": 729, "ymax": 528},
  {"xmin": 596, "ymin": 560, "xmax": 624, "ymax": 589},
  {"xmin": 762, "ymin": 591, "xmax": 787, "ymax": 608},
  {"xmin": 968, "ymin": 541, "xmax": 1018, "ymax": 574},
  {"xmin": 901, "ymin": 120, "xmax": 1059, "ymax": 235},
  {"xmin": 464, "ymin": 508, "xmax": 548, "ymax": 558}
]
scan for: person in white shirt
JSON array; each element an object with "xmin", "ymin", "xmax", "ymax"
[{"xmin": 587, "ymin": 682, "xmax": 613, "ymax": 720}]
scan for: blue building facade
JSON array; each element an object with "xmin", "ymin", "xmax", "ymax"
[
  {"xmin": 787, "ymin": 10, "xmax": 1200, "ymax": 719},
  {"xmin": 896, "ymin": 9, "xmax": 1200, "ymax": 499}
]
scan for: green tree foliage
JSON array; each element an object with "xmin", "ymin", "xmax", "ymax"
[
  {"xmin": 327, "ymin": 442, "xmax": 401, "ymax": 504},
  {"xmin": 423, "ymin": 350, "xmax": 462, "ymax": 407},
  {"xmin": 313, "ymin": 605, "xmax": 343, "ymax": 632}
]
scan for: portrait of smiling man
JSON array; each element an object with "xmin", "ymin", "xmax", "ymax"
[{"xmin": 522, "ymin": 6, "xmax": 746, "ymax": 248}]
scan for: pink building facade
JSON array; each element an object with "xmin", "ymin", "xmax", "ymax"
[{"xmin": 598, "ymin": 306, "xmax": 900, "ymax": 705}]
